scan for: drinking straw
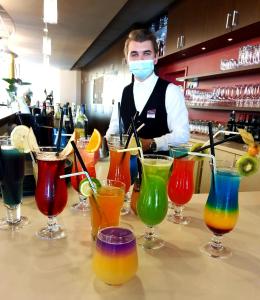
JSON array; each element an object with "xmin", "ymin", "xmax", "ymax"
[
  {"xmin": 68, "ymin": 107, "xmax": 74, "ymax": 132},
  {"xmin": 60, "ymin": 171, "xmax": 86, "ymax": 179},
  {"xmin": 124, "ymin": 122, "xmax": 144, "ymax": 150},
  {"xmin": 194, "ymin": 134, "xmax": 239, "ymax": 153},
  {"xmin": 70, "ymin": 141, "xmax": 97, "ymax": 194},
  {"xmin": 176, "ymin": 133, "xmax": 240, "ymax": 160},
  {"xmin": 56, "ymin": 107, "xmax": 64, "ymax": 154},
  {"xmin": 187, "ymin": 151, "xmax": 217, "ymax": 173},
  {"xmin": 126, "ymin": 111, "xmax": 139, "ymax": 135},
  {"xmin": 208, "ymin": 122, "xmax": 215, "ymax": 158},
  {"xmin": 131, "ymin": 117, "xmax": 144, "ymax": 159},
  {"xmin": 118, "ymin": 102, "xmax": 123, "ymax": 145},
  {"xmin": 117, "ymin": 147, "xmax": 142, "ymax": 153}
]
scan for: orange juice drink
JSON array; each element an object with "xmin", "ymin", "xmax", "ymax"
[{"xmin": 89, "ymin": 180, "xmax": 125, "ymax": 239}]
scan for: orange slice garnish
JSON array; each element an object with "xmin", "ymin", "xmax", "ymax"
[{"xmin": 85, "ymin": 129, "xmax": 102, "ymax": 152}]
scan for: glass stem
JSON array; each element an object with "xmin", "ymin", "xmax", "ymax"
[
  {"xmin": 5, "ymin": 204, "xmax": 21, "ymax": 224},
  {"xmin": 210, "ymin": 234, "xmax": 224, "ymax": 251},
  {"xmin": 79, "ymin": 193, "xmax": 87, "ymax": 203},
  {"xmin": 47, "ymin": 216, "xmax": 58, "ymax": 232},
  {"xmin": 174, "ymin": 205, "xmax": 184, "ymax": 219},
  {"xmin": 144, "ymin": 225, "xmax": 156, "ymax": 241}
]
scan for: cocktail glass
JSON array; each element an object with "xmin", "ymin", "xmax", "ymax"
[
  {"xmin": 89, "ymin": 179, "xmax": 125, "ymax": 240},
  {"xmin": 168, "ymin": 144, "xmax": 195, "ymax": 225},
  {"xmin": 201, "ymin": 160, "xmax": 240, "ymax": 258},
  {"xmin": 71, "ymin": 137, "xmax": 97, "ymax": 212},
  {"xmin": 93, "ymin": 226, "xmax": 138, "ymax": 285},
  {"xmin": 107, "ymin": 134, "xmax": 131, "ymax": 215},
  {"xmin": 35, "ymin": 147, "xmax": 68, "ymax": 239},
  {"xmin": 0, "ymin": 137, "xmax": 29, "ymax": 230},
  {"xmin": 137, "ymin": 154, "xmax": 173, "ymax": 249}
]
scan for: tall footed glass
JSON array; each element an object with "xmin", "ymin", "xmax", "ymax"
[
  {"xmin": 107, "ymin": 134, "xmax": 131, "ymax": 215},
  {"xmin": 35, "ymin": 147, "xmax": 68, "ymax": 239},
  {"xmin": 71, "ymin": 137, "xmax": 96, "ymax": 212},
  {"xmin": 167, "ymin": 144, "xmax": 195, "ymax": 225},
  {"xmin": 137, "ymin": 154, "xmax": 173, "ymax": 250},
  {"xmin": 0, "ymin": 137, "xmax": 28, "ymax": 230},
  {"xmin": 201, "ymin": 161, "xmax": 240, "ymax": 258}
]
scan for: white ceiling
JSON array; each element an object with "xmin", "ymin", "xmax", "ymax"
[{"xmin": 0, "ymin": 0, "xmax": 128, "ymax": 70}]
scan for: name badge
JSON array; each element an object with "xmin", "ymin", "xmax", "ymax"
[{"xmin": 147, "ymin": 109, "xmax": 156, "ymax": 119}]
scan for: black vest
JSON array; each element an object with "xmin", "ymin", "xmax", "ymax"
[{"xmin": 120, "ymin": 78, "xmax": 170, "ymax": 143}]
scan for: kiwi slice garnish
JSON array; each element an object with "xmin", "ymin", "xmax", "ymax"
[
  {"xmin": 236, "ymin": 155, "xmax": 260, "ymax": 177},
  {"xmin": 190, "ymin": 143, "xmax": 209, "ymax": 160}
]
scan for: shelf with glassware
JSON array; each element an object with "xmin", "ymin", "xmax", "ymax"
[
  {"xmin": 176, "ymin": 64, "xmax": 260, "ymax": 82},
  {"xmin": 186, "ymin": 103, "xmax": 260, "ymax": 112},
  {"xmin": 185, "ymin": 82, "xmax": 260, "ymax": 112}
]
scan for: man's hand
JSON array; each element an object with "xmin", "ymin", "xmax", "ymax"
[{"xmin": 140, "ymin": 138, "xmax": 153, "ymax": 152}]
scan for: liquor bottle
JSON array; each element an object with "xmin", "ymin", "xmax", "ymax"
[
  {"xmin": 74, "ymin": 105, "xmax": 88, "ymax": 140},
  {"xmin": 226, "ymin": 110, "xmax": 236, "ymax": 132},
  {"xmin": 41, "ymin": 101, "xmax": 47, "ymax": 116}
]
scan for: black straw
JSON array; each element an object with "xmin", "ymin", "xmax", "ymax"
[
  {"xmin": 126, "ymin": 111, "xmax": 139, "ymax": 136},
  {"xmin": 177, "ymin": 134, "xmax": 239, "ymax": 159},
  {"xmin": 56, "ymin": 107, "xmax": 64, "ymax": 154},
  {"xmin": 68, "ymin": 107, "xmax": 74, "ymax": 132},
  {"xmin": 118, "ymin": 102, "xmax": 123, "ymax": 145},
  {"xmin": 70, "ymin": 141, "xmax": 97, "ymax": 194},
  {"xmin": 131, "ymin": 117, "xmax": 142, "ymax": 157},
  {"xmin": 208, "ymin": 122, "xmax": 215, "ymax": 157}
]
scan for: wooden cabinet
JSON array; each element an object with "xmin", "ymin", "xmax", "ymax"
[
  {"xmin": 233, "ymin": 0, "xmax": 260, "ymax": 30},
  {"xmin": 166, "ymin": 0, "xmax": 208, "ymax": 55},
  {"xmin": 166, "ymin": 0, "xmax": 260, "ymax": 56}
]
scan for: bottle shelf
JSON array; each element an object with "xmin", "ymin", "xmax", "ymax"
[
  {"xmin": 187, "ymin": 104, "xmax": 260, "ymax": 112},
  {"xmin": 177, "ymin": 64, "xmax": 260, "ymax": 82}
]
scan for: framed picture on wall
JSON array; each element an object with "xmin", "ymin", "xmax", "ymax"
[{"xmin": 93, "ymin": 76, "xmax": 104, "ymax": 104}]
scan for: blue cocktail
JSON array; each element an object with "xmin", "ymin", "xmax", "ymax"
[
  {"xmin": 0, "ymin": 138, "xmax": 28, "ymax": 230},
  {"xmin": 202, "ymin": 161, "xmax": 241, "ymax": 258}
]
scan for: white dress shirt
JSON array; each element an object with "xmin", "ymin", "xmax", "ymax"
[{"xmin": 106, "ymin": 72, "xmax": 190, "ymax": 151}]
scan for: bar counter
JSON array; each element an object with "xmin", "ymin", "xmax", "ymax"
[{"xmin": 0, "ymin": 165, "xmax": 259, "ymax": 299}]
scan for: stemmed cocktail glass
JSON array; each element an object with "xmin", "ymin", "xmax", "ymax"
[
  {"xmin": 107, "ymin": 134, "xmax": 131, "ymax": 215},
  {"xmin": 137, "ymin": 154, "xmax": 173, "ymax": 250},
  {"xmin": 201, "ymin": 160, "xmax": 240, "ymax": 258},
  {"xmin": 0, "ymin": 137, "xmax": 29, "ymax": 230},
  {"xmin": 71, "ymin": 137, "xmax": 96, "ymax": 212},
  {"xmin": 168, "ymin": 144, "xmax": 195, "ymax": 225},
  {"xmin": 35, "ymin": 147, "xmax": 68, "ymax": 239}
]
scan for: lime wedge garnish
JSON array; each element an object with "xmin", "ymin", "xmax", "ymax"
[{"xmin": 79, "ymin": 177, "xmax": 101, "ymax": 197}]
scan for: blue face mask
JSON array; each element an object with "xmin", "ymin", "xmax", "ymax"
[{"xmin": 128, "ymin": 60, "xmax": 154, "ymax": 81}]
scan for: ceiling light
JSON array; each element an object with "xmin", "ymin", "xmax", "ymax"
[
  {"xmin": 43, "ymin": 0, "xmax": 58, "ymax": 24},
  {"xmin": 43, "ymin": 54, "xmax": 50, "ymax": 67},
  {"xmin": 43, "ymin": 36, "xmax": 51, "ymax": 55},
  {"xmin": 227, "ymin": 38, "xmax": 233, "ymax": 42},
  {"xmin": 201, "ymin": 47, "xmax": 206, "ymax": 50}
]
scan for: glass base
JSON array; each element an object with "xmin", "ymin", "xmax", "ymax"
[
  {"xmin": 120, "ymin": 193, "xmax": 131, "ymax": 216},
  {"xmin": 71, "ymin": 195, "xmax": 90, "ymax": 212},
  {"xmin": 167, "ymin": 214, "xmax": 191, "ymax": 225},
  {"xmin": 0, "ymin": 216, "xmax": 29, "ymax": 230},
  {"xmin": 200, "ymin": 242, "xmax": 232, "ymax": 259},
  {"xmin": 36, "ymin": 224, "xmax": 66, "ymax": 240},
  {"xmin": 137, "ymin": 234, "xmax": 164, "ymax": 250}
]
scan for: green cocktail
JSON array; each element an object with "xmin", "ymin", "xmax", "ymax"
[{"xmin": 137, "ymin": 154, "xmax": 173, "ymax": 249}]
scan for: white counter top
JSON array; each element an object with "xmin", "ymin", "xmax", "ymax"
[{"xmin": 0, "ymin": 182, "xmax": 260, "ymax": 299}]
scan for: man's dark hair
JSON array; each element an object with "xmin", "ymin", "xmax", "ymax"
[{"xmin": 124, "ymin": 29, "xmax": 158, "ymax": 57}]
